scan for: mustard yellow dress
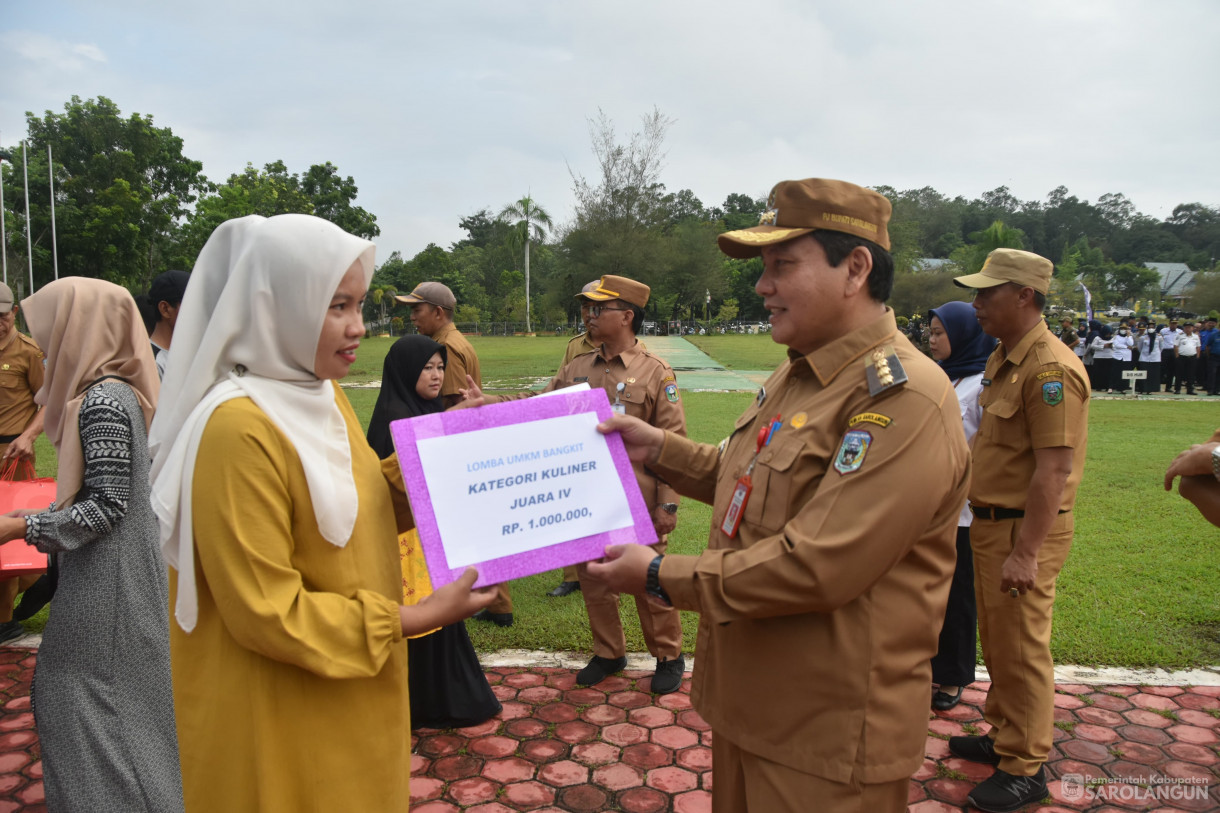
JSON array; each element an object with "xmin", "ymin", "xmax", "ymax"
[{"xmin": 170, "ymin": 390, "xmax": 412, "ymax": 813}]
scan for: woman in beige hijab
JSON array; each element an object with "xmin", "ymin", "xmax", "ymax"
[
  {"xmin": 150, "ymin": 214, "xmax": 495, "ymax": 812},
  {"xmin": 0, "ymin": 277, "xmax": 183, "ymax": 812}
]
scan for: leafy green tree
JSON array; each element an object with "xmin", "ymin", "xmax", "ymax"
[
  {"xmin": 498, "ymin": 195, "xmax": 553, "ymax": 332},
  {"xmin": 5, "ymin": 95, "xmax": 207, "ymax": 290},
  {"xmin": 181, "ymin": 159, "xmax": 378, "ymax": 262}
]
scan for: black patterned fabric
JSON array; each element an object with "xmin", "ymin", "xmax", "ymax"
[{"xmin": 26, "ymin": 380, "xmax": 183, "ymax": 812}]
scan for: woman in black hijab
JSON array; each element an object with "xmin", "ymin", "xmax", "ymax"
[{"xmin": 367, "ymin": 335, "xmax": 502, "ymax": 729}]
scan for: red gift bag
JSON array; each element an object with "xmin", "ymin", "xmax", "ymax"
[{"xmin": 0, "ymin": 460, "xmax": 55, "ymax": 576}]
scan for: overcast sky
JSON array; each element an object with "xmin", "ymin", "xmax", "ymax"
[{"xmin": 3, "ymin": 0, "xmax": 1217, "ymax": 262}]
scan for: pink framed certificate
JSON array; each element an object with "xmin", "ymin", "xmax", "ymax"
[{"xmin": 390, "ymin": 387, "xmax": 657, "ymax": 589}]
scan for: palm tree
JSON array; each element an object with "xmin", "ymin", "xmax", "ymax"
[
  {"xmin": 499, "ymin": 195, "xmax": 553, "ymax": 333},
  {"xmin": 368, "ymin": 283, "xmax": 397, "ymax": 330}
]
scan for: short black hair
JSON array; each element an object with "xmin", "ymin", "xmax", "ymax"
[
  {"xmin": 630, "ymin": 304, "xmax": 645, "ymax": 334},
  {"xmin": 810, "ymin": 231, "xmax": 894, "ymax": 302}
]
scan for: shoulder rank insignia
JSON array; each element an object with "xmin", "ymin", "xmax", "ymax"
[
  {"xmin": 834, "ymin": 430, "xmax": 872, "ymax": 475},
  {"xmin": 866, "ymin": 347, "xmax": 908, "ymax": 396}
]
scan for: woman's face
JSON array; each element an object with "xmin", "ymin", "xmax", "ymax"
[
  {"xmin": 415, "ymin": 352, "xmax": 445, "ymax": 401},
  {"xmin": 928, "ymin": 316, "xmax": 951, "ymax": 361},
  {"xmin": 313, "ymin": 260, "xmax": 367, "ymax": 380}
]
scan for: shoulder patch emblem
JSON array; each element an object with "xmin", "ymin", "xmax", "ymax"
[
  {"xmin": 1037, "ymin": 370, "xmax": 1063, "ymax": 380},
  {"xmin": 1042, "ymin": 381, "xmax": 1064, "ymax": 406},
  {"xmin": 848, "ymin": 412, "xmax": 892, "ymax": 429},
  {"xmin": 665, "ymin": 383, "xmax": 679, "ymax": 403},
  {"xmin": 833, "ymin": 430, "xmax": 872, "ymax": 475},
  {"xmin": 789, "ymin": 412, "xmax": 807, "ymax": 429}
]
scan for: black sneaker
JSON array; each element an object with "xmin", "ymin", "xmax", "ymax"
[
  {"xmin": 576, "ymin": 655, "xmax": 627, "ymax": 687},
  {"xmin": 967, "ymin": 766, "xmax": 1047, "ymax": 812},
  {"xmin": 0, "ymin": 621, "xmax": 24, "ymax": 646},
  {"xmin": 650, "ymin": 656, "xmax": 685, "ymax": 694},
  {"xmin": 471, "ymin": 609, "xmax": 513, "ymax": 628},
  {"xmin": 948, "ymin": 733, "xmax": 1000, "ymax": 765}
]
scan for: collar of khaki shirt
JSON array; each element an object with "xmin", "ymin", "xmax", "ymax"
[
  {"xmin": 792, "ymin": 307, "xmax": 900, "ymax": 387},
  {"xmin": 993, "ymin": 319, "xmax": 1051, "ymax": 368},
  {"xmin": 594, "ymin": 338, "xmax": 644, "ymax": 368}
]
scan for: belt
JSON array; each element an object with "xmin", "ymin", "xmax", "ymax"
[
  {"xmin": 971, "ymin": 506, "xmax": 1069, "ymax": 520},
  {"xmin": 0, "ymin": 434, "xmax": 18, "ymax": 444}
]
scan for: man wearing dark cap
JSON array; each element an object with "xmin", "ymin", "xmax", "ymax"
[
  {"xmin": 0, "ymin": 283, "xmax": 45, "ymax": 644},
  {"xmin": 396, "ymin": 282, "xmax": 481, "ymax": 409},
  {"xmin": 589, "ymin": 178, "xmax": 969, "ymax": 811},
  {"xmin": 470, "ymin": 274, "xmax": 689, "ymax": 693},
  {"xmin": 947, "ymin": 249, "xmax": 1089, "ymax": 812}
]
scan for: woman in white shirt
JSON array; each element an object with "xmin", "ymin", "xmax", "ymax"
[
  {"xmin": 1136, "ymin": 327, "xmax": 1162, "ymax": 393},
  {"xmin": 926, "ymin": 301, "xmax": 996, "ymax": 712},
  {"xmin": 1091, "ymin": 325, "xmax": 1117, "ymax": 392},
  {"xmin": 1112, "ymin": 325, "xmax": 1135, "ymax": 392}
]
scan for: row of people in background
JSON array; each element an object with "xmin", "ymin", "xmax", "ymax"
[{"xmin": 1059, "ymin": 316, "xmax": 1219, "ymax": 395}]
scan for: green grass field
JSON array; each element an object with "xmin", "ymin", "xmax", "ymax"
[{"xmin": 20, "ymin": 335, "xmax": 1220, "ymax": 667}]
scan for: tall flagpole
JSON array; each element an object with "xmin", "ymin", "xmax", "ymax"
[
  {"xmin": 22, "ymin": 142, "xmax": 32, "ymax": 296},
  {"xmin": 47, "ymin": 146, "xmax": 58, "ymax": 280},
  {"xmin": 0, "ymin": 131, "xmax": 7, "ymax": 286}
]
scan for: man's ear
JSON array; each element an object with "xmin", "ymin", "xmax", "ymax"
[{"xmin": 843, "ymin": 245, "xmax": 874, "ymax": 298}]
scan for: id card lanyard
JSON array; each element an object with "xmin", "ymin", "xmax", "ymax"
[
  {"xmin": 612, "ymin": 382, "xmax": 626, "ymax": 416},
  {"xmin": 720, "ymin": 415, "xmax": 781, "ymax": 538}
]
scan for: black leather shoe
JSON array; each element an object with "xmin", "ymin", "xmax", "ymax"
[
  {"xmin": 471, "ymin": 609, "xmax": 514, "ymax": 628},
  {"xmin": 0, "ymin": 621, "xmax": 23, "ymax": 646},
  {"xmin": 650, "ymin": 656, "xmax": 685, "ymax": 694},
  {"xmin": 547, "ymin": 580, "xmax": 580, "ymax": 597},
  {"xmin": 932, "ymin": 685, "xmax": 964, "ymax": 711},
  {"xmin": 967, "ymin": 766, "xmax": 1047, "ymax": 812},
  {"xmin": 948, "ymin": 733, "xmax": 1000, "ymax": 765},
  {"xmin": 576, "ymin": 655, "xmax": 627, "ymax": 687}
]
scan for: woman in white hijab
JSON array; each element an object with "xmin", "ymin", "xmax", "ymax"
[
  {"xmin": 0, "ymin": 277, "xmax": 182, "ymax": 812},
  {"xmin": 150, "ymin": 214, "xmax": 494, "ymax": 812}
]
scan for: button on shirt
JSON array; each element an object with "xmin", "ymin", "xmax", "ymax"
[{"xmin": 971, "ymin": 322, "xmax": 1090, "ymax": 512}]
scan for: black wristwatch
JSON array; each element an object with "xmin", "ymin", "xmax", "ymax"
[
  {"xmin": 646, "ymin": 555, "xmax": 671, "ymax": 606},
  {"xmin": 658, "ymin": 502, "xmax": 678, "ymax": 515}
]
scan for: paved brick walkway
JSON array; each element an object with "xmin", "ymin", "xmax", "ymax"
[{"xmin": 0, "ymin": 651, "xmax": 1217, "ymax": 811}]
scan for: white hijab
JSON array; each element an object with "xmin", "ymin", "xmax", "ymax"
[{"xmin": 150, "ymin": 214, "xmax": 375, "ymax": 632}]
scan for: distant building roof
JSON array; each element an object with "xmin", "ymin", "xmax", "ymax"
[{"xmin": 1144, "ymin": 262, "xmax": 1195, "ymax": 298}]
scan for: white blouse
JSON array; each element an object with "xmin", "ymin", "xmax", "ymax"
[{"xmin": 954, "ymin": 372, "xmax": 984, "ymax": 528}]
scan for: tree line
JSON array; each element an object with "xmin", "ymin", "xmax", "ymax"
[{"xmin": 5, "ymin": 97, "xmax": 1219, "ymax": 325}]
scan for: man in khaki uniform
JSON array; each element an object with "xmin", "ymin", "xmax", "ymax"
[
  {"xmin": 589, "ymin": 178, "xmax": 970, "ymax": 811},
  {"xmin": 0, "ymin": 284, "xmax": 46, "ymax": 643},
  {"xmin": 948, "ymin": 249, "xmax": 1089, "ymax": 812},
  {"xmin": 396, "ymin": 281, "xmax": 516, "ymax": 624},
  {"xmin": 397, "ymin": 282, "xmax": 481, "ymax": 409},
  {"xmin": 473, "ymin": 275, "xmax": 688, "ymax": 693}
]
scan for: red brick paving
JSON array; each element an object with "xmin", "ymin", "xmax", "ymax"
[{"xmin": 0, "ymin": 652, "xmax": 1218, "ymax": 811}]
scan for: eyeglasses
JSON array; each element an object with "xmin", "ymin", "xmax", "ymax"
[{"xmin": 585, "ymin": 305, "xmax": 630, "ymax": 318}]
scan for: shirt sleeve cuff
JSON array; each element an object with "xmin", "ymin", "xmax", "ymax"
[{"xmin": 658, "ymin": 553, "xmax": 700, "ymax": 612}]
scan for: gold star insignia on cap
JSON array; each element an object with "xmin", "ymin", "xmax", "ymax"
[{"xmin": 758, "ymin": 209, "xmax": 778, "ymax": 226}]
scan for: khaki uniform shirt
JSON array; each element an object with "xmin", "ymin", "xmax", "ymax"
[
  {"xmin": 0, "ymin": 331, "xmax": 44, "ymax": 438},
  {"xmin": 431, "ymin": 322, "xmax": 481, "ymax": 399},
  {"xmin": 651, "ymin": 309, "xmax": 969, "ymax": 783},
  {"xmin": 561, "ymin": 333, "xmax": 646, "ymax": 368},
  {"xmin": 548, "ymin": 341, "xmax": 684, "ymax": 510},
  {"xmin": 971, "ymin": 321, "xmax": 1089, "ymax": 511}
]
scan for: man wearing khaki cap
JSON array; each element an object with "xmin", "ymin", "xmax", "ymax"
[
  {"xmin": 396, "ymin": 282, "xmax": 481, "ymax": 409},
  {"xmin": 589, "ymin": 178, "xmax": 970, "ymax": 811},
  {"xmin": 948, "ymin": 249, "xmax": 1089, "ymax": 812},
  {"xmin": 0, "ymin": 283, "xmax": 45, "ymax": 644},
  {"xmin": 465, "ymin": 274, "xmax": 688, "ymax": 693}
]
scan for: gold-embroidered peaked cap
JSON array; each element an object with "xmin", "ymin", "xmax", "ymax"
[
  {"xmin": 717, "ymin": 178, "xmax": 892, "ymax": 259},
  {"xmin": 575, "ymin": 275, "xmax": 650, "ymax": 308}
]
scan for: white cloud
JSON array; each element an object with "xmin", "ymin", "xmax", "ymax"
[{"xmin": 1, "ymin": 31, "xmax": 106, "ymax": 70}]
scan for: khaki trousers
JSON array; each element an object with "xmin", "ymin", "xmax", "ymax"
[
  {"xmin": 713, "ymin": 732, "xmax": 908, "ymax": 813},
  {"xmin": 577, "ymin": 538, "xmax": 682, "ymax": 660},
  {"xmin": 972, "ymin": 511, "xmax": 1074, "ymax": 775}
]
